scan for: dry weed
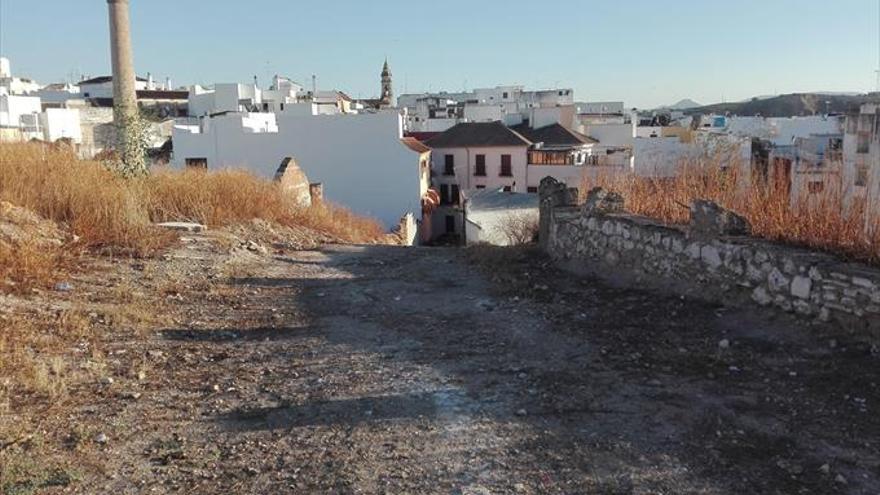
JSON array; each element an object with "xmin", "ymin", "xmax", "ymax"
[{"xmin": 580, "ymin": 160, "xmax": 879, "ymax": 265}]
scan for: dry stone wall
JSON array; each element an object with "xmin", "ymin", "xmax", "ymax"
[{"xmin": 539, "ymin": 178, "xmax": 880, "ymax": 335}]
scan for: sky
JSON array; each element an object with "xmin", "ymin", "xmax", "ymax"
[{"xmin": 1, "ymin": 0, "xmax": 878, "ymax": 108}]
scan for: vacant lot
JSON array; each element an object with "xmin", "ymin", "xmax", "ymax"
[{"xmin": 1, "ymin": 234, "xmax": 878, "ymax": 494}]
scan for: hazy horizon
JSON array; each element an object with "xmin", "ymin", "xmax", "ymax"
[{"xmin": 1, "ymin": 0, "xmax": 878, "ymax": 108}]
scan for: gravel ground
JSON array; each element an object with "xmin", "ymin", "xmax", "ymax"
[{"xmin": 2, "ymin": 237, "xmax": 878, "ymax": 494}]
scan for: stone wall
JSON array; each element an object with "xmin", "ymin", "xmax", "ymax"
[{"xmin": 539, "ymin": 178, "xmax": 880, "ymax": 335}]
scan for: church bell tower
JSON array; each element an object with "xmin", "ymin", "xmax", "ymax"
[{"xmin": 380, "ymin": 59, "xmax": 393, "ymax": 108}]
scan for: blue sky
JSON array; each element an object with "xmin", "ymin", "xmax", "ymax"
[{"xmin": 1, "ymin": 0, "xmax": 878, "ymax": 108}]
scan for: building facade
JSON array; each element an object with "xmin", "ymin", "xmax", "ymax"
[{"xmin": 172, "ymin": 111, "xmax": 430, "ymax": 234}]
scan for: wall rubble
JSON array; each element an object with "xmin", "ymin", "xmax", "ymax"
[{"xmin": 540, "ymin": 179, "xmax": 880, "ymax": 334}]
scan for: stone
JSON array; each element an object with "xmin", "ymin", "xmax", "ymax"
[
  {"xmin": 790, "ymin": 276, "xmax": 812, "ymax": 300},
  {"xmin": 752, "ymin": 287, "xmax": 773, "ymax": 306},
  {"xmin": 718, "ymin": 339, "xmax": 731, "ymax": 349},
  {"xmin": 273, "ymin": 157, "xmax": 313, "ymax": 207},
  {"xmin": 701, "ymin": 245, "xmax": 722, "ymax": 269},
  {"xmin": 688, "ymin": 200, "xmax": 750, "ymax": 239},
  {"xmin": 834, "ymin": 474, "xmax": 847, "ymax": 485},
  {"xmin": 156, "ymin": 222, "xmax": 206, "ymax": 233},
  {"xmin": 54, "ymin": 281, "xmax": 74, "ymax": 292},
  {"xmin": 582, "ymin": 187, "xmax": 625, "ymax": 215},
  {"xmin": 767, "ymin": 268, "xmax": 790, "ymax": 293},
  {"xmin": 95, "ymin": 433, "xmax": 109, "ymax": 444}
]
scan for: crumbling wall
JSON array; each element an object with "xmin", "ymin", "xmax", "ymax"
[{"xmin": 540, "ymin": 178, "xmax": 880, "ymax": 334}]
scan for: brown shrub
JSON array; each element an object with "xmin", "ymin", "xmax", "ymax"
[
  {"xmin": 0, "ymin": 142, "xmax": 388, "ymax": 257},
  {"xmin": 0, "ymin": 241, "xmax": 67, "ymax": 293},
  {"xmin": 0, "ymin": 142, "xmax": 169, "ymax": 255},
  {"xmin": 579, "ymin": 160, "xmax": 879, "ymax": 265}
]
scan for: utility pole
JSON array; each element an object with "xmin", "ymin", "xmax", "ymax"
[{"xmin": 107, "ymin": 0, "xmax": 144, "ymax": 173}]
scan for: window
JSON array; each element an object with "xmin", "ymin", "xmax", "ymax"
[
  {"xmin": 439, "ymin": 184, "xmax": 450, "ymax": 205},
  {"xmin": 280, "ymin": 103, "xmax": 285, "ymax": 111},
  {"xmin": 527, "ymin": 186, "xmax": 538, "ymax": 193},
  {"xmin": 476, "ymin": 185, "xmax": 486, "ymax": 189},
  {"xmin": 857, "ymin": 133, "xmax": 870, "ymax": 154},
  {"xmin": 185, "ymin": 157, "xmax": 208, "ymax": 169},
  {"xmin": 262, "ymin": 102, "xmax": 269, "ymax": 112},
  {"xmin": 83, "ymin": 92, "xmax": 90, "ymax": 97},
  {"xmin": 475, "ymin": 154, "xmax": 486, "ymax": 176},
  {"xmin": 445, "ymin": 215, "xmax": 455, "ymax": 234},
  {"xmin": 856, "ymin": 163, "xmax": 869, "ymax": 187},
  {"xmin": 502, "ymin": 92, "xmax": 509, "ymax": 99},
  {"xmin": 500, "ymin": 154, "xmax": 512, "ymax": 177},
  {"xmin": 451, "ymin": 184, "xmax": 460, "ymax": 206},
  {"xmin": 808, "ymin": 181, "xmax": 824, "ymax": 194},
  {"xmin": 444, "ymin": 154, "xmax": 455, "ymax": 175}
]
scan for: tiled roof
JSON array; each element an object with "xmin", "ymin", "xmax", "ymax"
[
  {"xmin": 400, "ymin": 137, "xmax": 431, "ymax": 154},
  {"xmin": 426, "ymin": 121, "xmax": 531, "ymax": 148},
  {"xmin": 510, "ymin": 123, "xmax": 598, "ymax": 145}
]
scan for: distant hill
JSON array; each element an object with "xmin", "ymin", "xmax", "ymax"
[
  {"xmin": 685, "ymin": 93, "xmax": 879, "ymax": 117},
  {"xmin": 658, "ymin": 99, "xmax": 701, "ymax": 111}
]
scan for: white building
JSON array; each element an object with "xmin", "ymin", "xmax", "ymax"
[
  {"xmin": 842, "ymin": 104, "xmax": 880, "ymax": 229},
  {"xmin": 0, "ymin": 90, "xmax": 82, "ymax": 144},
  {"xmin": 78, "ymin": 75, "xmax": 152, "ymax": 99},
  {"xmin": 424, "ymin": 120, "xmax": 620, "ymax": 241},
  {"xmin": 171, "ymin": 111, "xmax": 430, "ymax": 233},
  {"xmin": 36, "ymin": 82, "xmax": 81, "ymax": 105},
  {"xmin": 0, "ymin": 91, "xmax": 41, "ymax": 128},
  {"xmin": 0, "ymin": 57, "xmax": 41, "ymax": 95},
  {"xmin": 187, "ymin": 78, "xmax": 352, "ymax": 118},
  {"xmin": 399, "ymin": 85, "xmax": 575, "ymax": 133},
  {"xmin": 38, "ymin": 108, "xmax": 82, "ymax": 143}
]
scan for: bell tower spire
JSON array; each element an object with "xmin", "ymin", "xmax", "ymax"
[{"xmin": 380, "ymin": 58, "xmax": 393, "ymax": 108}]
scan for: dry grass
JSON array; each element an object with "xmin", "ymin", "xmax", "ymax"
[
  {"xmin": 0, "ymin": 241, "xmax": 68, "ymax": 294},
  {"xmin": 0, "ymin": 142, "xmax": 386, "ymax": 259},
  {"xmin": 579, "ymin": 158, "xmax": 880, "ymax": 265}
]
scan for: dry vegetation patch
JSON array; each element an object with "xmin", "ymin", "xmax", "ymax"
[
  {"xmin": 580, "ymin": 162, "xmax": 880, "ymax": 265},
  {"xmin": 0, "ymin": 142, "xmax": 387, "ymax": 259}
]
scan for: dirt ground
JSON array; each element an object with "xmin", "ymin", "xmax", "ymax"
[{"xmin": 1, "ymin": 233, "xmax": 879, "ymax": 494}]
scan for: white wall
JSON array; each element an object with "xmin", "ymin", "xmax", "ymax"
[
  {"xmin": 187, "ymin": 86, "xmax": 215, "ymax": 117},
  {"xmin": 632, "ymin": 135, "xmax": 751, "ymax": 178},
  {"xmin": 39, "ymin": 108, "xmax": 82, "ymax": 143},
  {"xmin": 172, "ymin": 111, "xmax": 423, "ymax": 229},
  {"xmin": 36, "ymin": 85, "xmax": 81, "ymax": 105},
  {"xmin": 0, "ymin": 93, "xmax": 41, "ymax": 127},
  {"xmin": 576, "ymin": 101, "xmax": 625, "ymax": 115},
  {"xmin": 465, "ymin": 206, "xmax": 538, "ymax": 246},
  {"xmin": 581, "ymin": 123, "xmax": 634, "ymax": 147},
  {"xmin": 530, "ymin": 106, "xmax": 573, "ymax": 129},
  {"xmin": 80, "ymin": 79, "xmax": 148, "ymax": 99},
  {"xmin": 463, "ymin": 104, "xmax": 503, "ymax": 122}
]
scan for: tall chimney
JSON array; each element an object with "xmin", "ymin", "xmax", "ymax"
[
  {"xmin": 107, "ymin": 0, "xmax": 143, "ymax": 172},
  {"xmin": 107, "ymin": 0, "xmax": 137, "ymax": 123}
]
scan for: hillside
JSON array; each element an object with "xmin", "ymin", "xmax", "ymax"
[{"xmin": 686, "ymin": 92, "xmax": 880, "ymax": 117}]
